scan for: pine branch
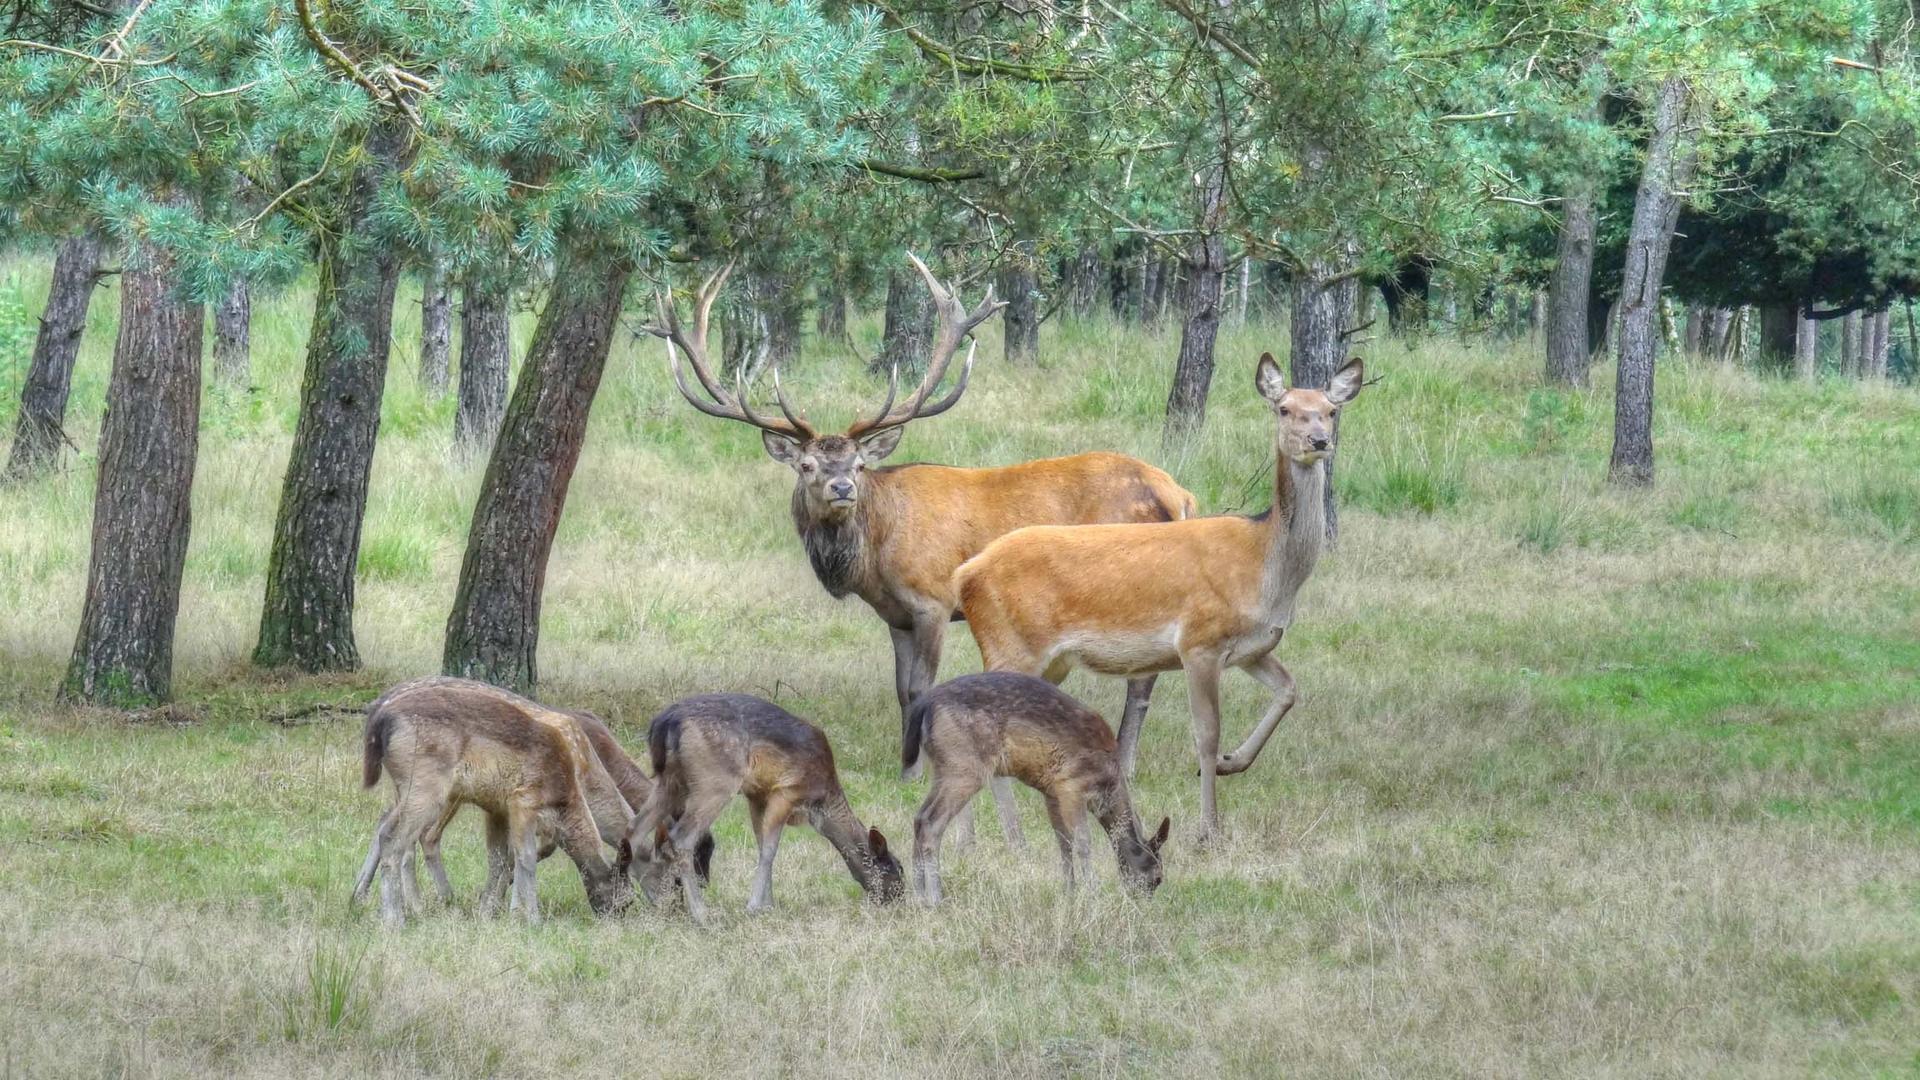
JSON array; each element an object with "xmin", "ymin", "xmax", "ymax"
[
  {"xmin": 853, "ymin": 158, "xmax": 986, "ymax": 183},
  {"xmin": 1158, "ymin": 0, "xmax": 1262, "ymax": 74},
  {"xmin": 875, "ymin": 1, "xmax": 1092, "ymax": 83}
]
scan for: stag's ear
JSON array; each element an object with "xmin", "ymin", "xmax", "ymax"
[
  {"xmin": 1150, "ymin": 817, "xmax": 1171, "ymax": 851},
  {"xmin": 762, "ymin": 429, "xmax": 802, "ymax": 465},
  {"xmin": 1255, "ymin": 352, "xmax": 1289, "ymax": 402},
  {"xmin": 857, "ymin": 425, "xmax": 906, "ymax": 462},
  {"xmin": 1327, "ymin": 358, "xmax": 1365, "ymax": 404},
  {"xmin": 867, "ymin": 826, "xmax": 891, "ymax": 857}
]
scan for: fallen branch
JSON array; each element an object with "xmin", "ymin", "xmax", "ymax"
[{"xmin": 266, "ymin": 701, "xmax": 365, "ymax": 726}]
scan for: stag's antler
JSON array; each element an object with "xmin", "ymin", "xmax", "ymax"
[
  {"xmin": 847, "ymin": 251, "xmax": 1006, "ymax": 439},
  {"xmin": 646, "ymin": 261, "xmax": 816, "ymax": 441}
]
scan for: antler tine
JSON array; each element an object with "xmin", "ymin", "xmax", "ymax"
[
  {"xmin": 732, "ymin": 366, "xmax": 799, "ymax": 437},
  {"xmin": 769, "ymin": 364, "xmax": 816, "ymax": 437},
  {"xmin": 907, "ymin": 339, "xmax": 975, "ymax": 422},
  {"xmin": 846, "ymin": 362, "xmax": 902, "ymax": 438},
  {"xmin": 851, "ymin": 250, "xmax": 1001, "ymax": 433},
  {"xmin": 651, "ymin": 262, "xmax": 806, "ymax": 440}
]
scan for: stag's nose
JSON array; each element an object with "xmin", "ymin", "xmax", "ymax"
[
  {"xmin": 1310, "ymin": 437, "xmax": 1331, "ymax": 452},
  {"xmin": 827, "ymin": 479, "xmax": 856, "ymax": 500}
]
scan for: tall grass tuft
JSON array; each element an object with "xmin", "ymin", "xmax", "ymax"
[{"xmin": 278, "ymin": 938, "xmax": 376, "ymax": 1042}]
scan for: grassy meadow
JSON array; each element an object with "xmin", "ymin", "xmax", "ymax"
[{"xmin": 1, "ymin": 257, "xmax": 1918, "ymax": 1077}]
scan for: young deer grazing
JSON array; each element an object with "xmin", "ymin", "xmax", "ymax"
[
  {"xmin": 955, "ymin": 355, "xmax": 1366, "ymax": 842},
  {"xmin": 623, "ymin": 694, "xmax": 904, "ymax": 924},
  {"xmin": 904, "ymin": 673, "xmax": 1169, "ymax": 903},
  {"xmin": 353, "ymin": 677, "xmax": 635, "ymax": 925},
  {"xmin": 395, "ymin": 701, "xmax": 713, "ymax": 911},
  {"xmin": 649, "ymin": 253, "xmax": 1195, "ymax": 843}
]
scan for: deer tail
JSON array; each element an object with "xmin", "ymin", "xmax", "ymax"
[
  {"xmin": 903, "ymin": 693, "xmax": 935, "ymax": 772},
  {"xmin": 361, "ymin": 705, "xmax": 393, "ymax": 789}
]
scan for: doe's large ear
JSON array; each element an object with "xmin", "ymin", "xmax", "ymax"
[
  {"xmin": 1150, "ymin": 817, "xmax": 1171, "ymax": 851},
  {"xmin": 867, "ymin": 826, "xmax": 891, "ymax": 857},
  {"xmin": 857, "ymin": 425, "xmax": 906, "ymax": 462},
  {"xmin": 1327, "ymin": 357, "xmax": 1365, "ymax": 404},
  {"xmin": 1255, "ymin": 352, "xmax": 1289, "ymax": 402},
  {"xmin": 762, "ymin": 429, "xmax": 802, "ymax": 465}
]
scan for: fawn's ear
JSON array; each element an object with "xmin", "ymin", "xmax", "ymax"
[
  {"xmin": 1150, "ymin": 817, "xmax": 1171, "ymax": 851},
  {"xmin": 868, "ymin": 826, "xmax": 891, "ymax": 857},
  {"xmin": 615, "ymin": 836, "xmax": 633, "ymax": 870}
]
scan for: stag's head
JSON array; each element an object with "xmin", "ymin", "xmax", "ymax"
[
  {"xmin": 651, "ymin": 253, "xmax": 1004, "ymax": 525},
  {"xmin": 1255, "ymin": 353, "xmax": 1364, "ymax": 465}
]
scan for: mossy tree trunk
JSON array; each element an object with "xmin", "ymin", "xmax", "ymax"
[
  {"xmin": 62, "ymin": 230, "xmax": 202, "ymax": 706},
  {"xmin": 5, "ymin": 229, "xmax": 105, "ymax": 479},
  {"xmin": 253, "ymin": 129, "xmax": 405, "ymax": 672},
  {"xmin": 443, "ymin": 240, "xmax": 631, "ymax": 694},
  {"xmin": 456, "ymin": 284, "xmax": 512, "ymax": 454}
]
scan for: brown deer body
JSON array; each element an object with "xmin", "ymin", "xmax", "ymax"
[
  {"xmin": 386, "ymin": 701, "xmax": 712, "ymax": 911},
  {"xmin": 353, "ymin": 677, "xmax": 634, "ymax": 925},
  {"xmin": 622, "ymin": 693, "xmax": 904, "ymax": 924},
  {"xmin": 955, "ymin": 355, "xmax": 1365, "ymax": 841},
  {"xmin": 650, "ymin": 254, "xmax": 1194, "ymax": 844},
  {"xmin": 904, "ymin": 673, "xmax": 1168, "ymax": 903}
]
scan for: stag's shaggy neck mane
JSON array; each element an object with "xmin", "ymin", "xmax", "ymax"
[
  {"xmin": 1258, "ymin": 455, "xmax": 1327, "ymax": 626},
  {"xmin": 793, "ymin": 488, "xmax": 873, "ymax": 599}
]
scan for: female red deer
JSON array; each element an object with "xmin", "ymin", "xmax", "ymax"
[
  {"xmin": 904, "ymin": 673, "xmax": 1168, "ymax": 903},
  {"xmin": 649, "ymin": 254, "xmax": 1195, "ymax": 843},
  {"xmin": 955, "ymin": 355, "xmax": 1365, "ymax": 842}
]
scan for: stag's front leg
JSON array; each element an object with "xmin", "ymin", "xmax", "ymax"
[{"xmin": 891, "ymin": 626, "xmax": 920, "ymax": 778}]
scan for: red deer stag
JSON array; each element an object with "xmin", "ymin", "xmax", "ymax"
[
  {"xmin": 649, "ymin": 253, "xmax": 1195, "ymax": 844},
  {"xmin": 955, "ymin": 355, "xmax": 1365, "ymax": 842}
]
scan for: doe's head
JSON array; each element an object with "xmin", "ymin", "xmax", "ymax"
[
  {"xmin": 1255, "ymin": 353, "xmax": 1364, "ymax": 465},
  {"xmin": 651, "ymin": 252, "xmax": 1003, "ymax": 524}
]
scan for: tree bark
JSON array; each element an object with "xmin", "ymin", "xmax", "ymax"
[
  {"xmin": 1707, "ymin": 307, "xmax": 1735, "ymax": 360},
  {"xmin": 62, "ymin": 231, "xmax": 202, "ymax": 706},
  {"xmin": 456, "ymin": 284, "xmax": 512, "ymax": 454},
  {"xmin": 1757, "ymin": 306, "xmax": 1797, "ymax": 373},
  {"xmin": 1163, "ymin": 165, "xmax": 1228, "ymax": 443},
  {"xmin": 1063, "ymin": 245, "xmax": 1101, "ymax": 318},
  {"xmin": 1868, "ymin": 308, "xmax": 1891, "ymax": 378},
  {"xmin": 1000, "ymin": 256, "xmax": 1040, "ymax": 365},
  {"xmin": 1794, "ymin": 309, "xmax": 1818, "ymax": 381},
  {"xmin": 1609, "ymin": 76, "xmax": 1700, "ymax": 488},
  {"xmin": 816, "ymin": 287, "xmax": 846, "ymax": 341},
  {"xmin": 1681, "ymin": 306, "xmax": 1704, "ymax": 356},
  {"xmin": 443, "ymin": 241, "xmax": 631, "ymax": 694},
  {"xmin": 253, "ymin": 134, "xmax": 405, "ymax": 672},
  {"xmin": 211, "ymin": 278, "xmax": 251, "ymax": 386},
  {"xmin": 5, "ymin": 230, "xmax": 105, "ymax": 479},
  {"xmin": 1545, "ymin": 189, "xmax": 1597, "ymax": 385},
  {"xmin": 418, "ymin": 259, "xmax": 452, "ymax": 394},
  {"xmin": 878, "ymin": 267, "xmax": 934, "ymax": 376},
  {"xmin": 1839, "ymin": 310, "xmax": 1861, "ymax": 377}
]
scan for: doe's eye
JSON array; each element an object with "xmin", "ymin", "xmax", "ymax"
[{"xmin": 1278, "ymin": 407, "xmax": 1290, "ymax": 417}]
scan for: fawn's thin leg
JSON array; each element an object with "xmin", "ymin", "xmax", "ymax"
[
  {"xmin": 670, "ymin": 783, "xmax": 737, "ymax": 926},
  {"xmin": 508, "ymin": 805, "xmax": 542, "ymax": 924},
  {"xmin": 419, "ymin": 803, "xmax": 458, "ymax": 904},
  {"xmin": 352, "ymin": 807, "xmax": 393, "ymax": 905},
  {"xmin": 747, "ymin": 791, "xmax": 796, "ymax": 914},
  {"xmin": 913, "ymin": 772, "xmax": 985, "ymax": 905},
  {"xmin": 479, "ymin": 812, "xmax": 512, "ymax": 917},
  {"xmin": 1042, "ymin": 789, "xmax": 1088, "ymax": 891},
  {"xmin": 378, "ymin": 791, "xmax": 437, "ymax": 927}
]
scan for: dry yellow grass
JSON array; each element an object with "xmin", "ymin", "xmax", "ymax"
[{"xmin": 1, "ymin": 263, "xmax": 1917, "ymax": 1076}]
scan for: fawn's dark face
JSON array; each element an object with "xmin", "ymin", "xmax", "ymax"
[
  {"xmin": 763, "ymin": 430, "xmax": 906, "ymax": 523},
  {"xmin": 1255, "ymin": 354, "xmax": 1364, "ymax": 465},
  {"xmin": 864, "ymin": 826, "xmax": 906, "ymax": 903},
  {"xmin": 589, "ymin": 869, "xmax": 636, "ymax": 916},
  {"xmin": 1118, "ymin": 816, "xmax": 1171, "ymax": 894}
]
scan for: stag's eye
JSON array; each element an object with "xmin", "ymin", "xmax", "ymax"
[
  {"xmin": 799, "ymin": 460, "xmax": 816, "ymax": 473},
  {"xmin": 1278, "ymin": 407, "xmax": 1290, "ymax": 417}
]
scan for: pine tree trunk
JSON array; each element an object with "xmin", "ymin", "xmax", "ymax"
[
  {"xmin": 1545, "ymin": 188, "xmax": 1596, "ymax": 385},
  {"xmin": 418, "ymin": 260, "xmax": 452, "ymax": 393},
  {"xmin": 1065, "ymin": 245, "xmax": 1101, "ymax": 317},
  {"xmin": 62, "ymin": 232, "xmax": 202, "ymax": 706},
  {"xmin": 1839, "ymin": 310, "xmax": 1861, "ymax": 377},
  {"xmin": 1609, "ymin": 76, "xmax": 1699, "ymax": 488},
  {"xmin": 1000, "ymin": 258, "xmax": 1040, "ymax": 365},
  {"xmin": 1794, "ymin": 309, "xmax": 1818, "ymax": 381},
  {"xmin": 443, "ymin": 242, "xmax": 631, "ymax": 694},
  {"xmin": 456, "ymin": 285, "xmax": 512, "ymax": 453},
  {"xmin": 1163, "ymin": 165, "xmax": 1228, "ymax": 442},
  {"xmin": 1682, "ymin": 306, "xmax": 1705, "ymax": 356},
  {"xmin": 5, "ymin": 230, "xmax": 105, "ymax": 479},
  {"xmin": 765, "ymin": 277, "xmax": 802, "ymax": 370},
  {"xmin": 1757, "ymin": 306, "xmax": 1797, "ymax": 373},
  {"xmin": 878, "ymin": 268, "xmax": 934, "ymax": 376},
  {"xmin": 816, "ymin": 288, "xmax": 846, "ymax": 341},
  {"xmin": 1869, "ymin": 308, "xmax": 1892, "ymax": 378},
  {"xmin": 212, "ymin": 279, "xmax": 251, "ymax": 386},
  {"xmin": 253, "ymin": 136, "xmax": 405, "ymax": 672},
  {"xmin": 1707, "ymin": 308, "xmax": 1735, "ymax": 360}
]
